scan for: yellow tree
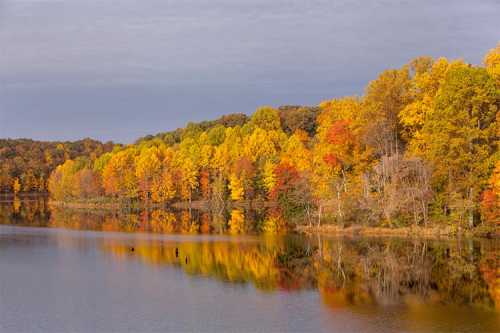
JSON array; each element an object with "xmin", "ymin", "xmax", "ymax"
[
  {"xmin": 197, "ymin": 133, "xmax": 214, "ymax": 200},
  {"xmin": 412, "ymin": 65, "xmax": 498, "ymax": 226},
  {"xmin": 262, "ymin": 160, "xmax": 277, "ymax": 196},
  {"xmin": 281, "ymin": 130, "xmax": 311, "ymax": 172},
  {"xmin": 174, "ymin": 137, "xmax": 201, "ymax": 202},
  {"xmin": 228, "ymin": 173, "xmax": 244, "ymax": 201},
  {"xmin": 101, "ymin": 148, "xmax": 138, "ymax": 199},
  {"xmin": 151, "ymin": 168, "xmax": 176, "ymax": 203},
  {"xmin": 211, "ymin": 126, "xmax": 244, "ymax": 200},
  {"xmin": 484, "ymin": 42, "xmax": 500, "ymax": 83},
  {"xmin": 243, "ymin": 128, "xmax": 279, "ymax": 164},
  {"xmin": 313, "ymin": 97, "xmax": 373, "ymax": 223},
  {"xmin": 310, "ymin": 142, "xmax": 337, "ymax": 223},
  {"xmin": 233, "ymin": 157, "xmax": 256, "ymax": 200},
  {"xmin": 12, "ymin": 178, "xmax": 21, "ymax": 195},
  {"xmin": 48, "ymin": 159, "xmax": 78, "ymax": 200},
  {"xmin": 261, "ymin": 209, "xmax": 287, "ymax": 234},
  {"xmin": 362, "ymin": 66, "xmax": 412, "ymax": 156},
  {"xmin": 198, "ymin": 132, "xmax": 214, "ymax": 170},
  {"xmin": 135, "ymin": 146, "xmax": 162, "ymax": 200},
  {"xmin": 212, "ymin": 127, "xmax": 242, "ymax": 172},
  {"xmin": 228, "ymin": 209, "xmax": 245, "ymax": 234},
  {"xmin": 399, "ymin": 58, "xmax": 467, "ymax": 146},
  {"xmin": 177, "ymin": 158, "xmax": 198, "ymax": 202}
]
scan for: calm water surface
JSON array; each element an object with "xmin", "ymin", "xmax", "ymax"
[{"xmin": 0, "ymin": 199, "xmax": 498, "ymax": 333}]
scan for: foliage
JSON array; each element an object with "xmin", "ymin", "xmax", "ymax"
[
  {"xmin": 0, "ymin": 138, "xmax": 114, "ymax": 194},
  {"xmin": 43, "ymin": 43, "xmax": 500, "ymax": 230}
]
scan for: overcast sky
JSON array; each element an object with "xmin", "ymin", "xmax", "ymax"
[{"xmin": 0, "ymin": 0, "xmax": 499, "ymax": 143}]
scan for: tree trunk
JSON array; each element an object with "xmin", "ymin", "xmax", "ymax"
[
  {"xmin": 317, "ymin": 204, "xmax": 322, "ymax": 227},
  {"xmin": 468, "ymin": 187, "xmax": 474, "ymax": 229}
]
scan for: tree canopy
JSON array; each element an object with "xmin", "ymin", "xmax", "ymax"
[{"xmin": 28, "ymin": 43, "xmax": 500, "ymax": 229}]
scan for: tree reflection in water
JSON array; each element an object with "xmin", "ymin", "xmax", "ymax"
[{"xmin": 1, "ymin": 199, "xmax": 499, "ymax": 313}]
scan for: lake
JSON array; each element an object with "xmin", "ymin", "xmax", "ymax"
[{"xmin": 0, "ymin": 199, "xmax": 498, "ymax": 333}]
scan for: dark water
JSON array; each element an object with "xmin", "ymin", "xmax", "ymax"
[{"xmin": 0, "ymin": 199, "xmax": 498, "ymax": 333}]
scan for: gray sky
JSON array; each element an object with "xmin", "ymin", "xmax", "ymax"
[{"xmin": 1, "ymin": 0, "xmax": 499, "ymax": 143}]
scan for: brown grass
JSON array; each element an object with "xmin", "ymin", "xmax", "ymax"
[{"xmin": 295, "ymin": 224, "xmax": 498, "ymax": 239}]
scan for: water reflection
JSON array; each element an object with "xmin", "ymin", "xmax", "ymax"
[
  {"xmin": 101, "ymin": 236, "xmax": 499, "ymax": 312},
  {"xmin": 1, "ymin": 199, "xmax": 499, "ymax": 315},
  {"xmin": 0, "ymin": 199, "xmax": 274, "ymax": 234}
]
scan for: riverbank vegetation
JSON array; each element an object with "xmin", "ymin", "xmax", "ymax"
[{"xmin": 41, "ymin": 44, "xmax": 500, "ymax": 232}]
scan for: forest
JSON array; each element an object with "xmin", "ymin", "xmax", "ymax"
[
  {"xmin": 0, "ymin": 138, "xmax": 115, "ymax": 194},
  {"xmin": 12, "ymin": 44, "xmax": 500, "ymax": 230}
]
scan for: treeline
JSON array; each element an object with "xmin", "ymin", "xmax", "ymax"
[
  {"xmin": 48, "ymin": 44, "xmax": 499, "ymax": 229},
  {"xmin": 0, "ymin": 138, "xmax": 115, "ymax": 194},
  {"xmin": 135, "ymin": 105, "xmax": 320, "ymax": 145}
]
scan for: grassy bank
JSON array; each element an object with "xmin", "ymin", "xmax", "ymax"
[
  {"xmin": 48, "ymin": 198, "xmax": 162, "ymax": 210},
  {"xmin": 48, "ymin": 198, "xmax": 278, "ymax": 211},
  {"xmin": 296, "ymin": 224, "xmax": 499, "ymax": 239}
]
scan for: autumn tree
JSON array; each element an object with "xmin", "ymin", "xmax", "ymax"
[
  {"xmin": 151, "ymin": 169, "xmax": 176, "ymax": 203},
  {"xmin": 411, "ymin": 65, "xmax": 498, "ymax": 227},
  {"xmin": 231, "ymin": 157, "xmax": 256, "ymax": 200},
  {"xmin": 484, "ymin": 42, "xmax": 500, "ymax": 83},
  {"xmin": 362, "ymin": 67, "xmax": 412, "ymax": 157},
  {"xmin": 281, "ymin": 131, "xmax": 311, "ymax": 172},
  {"xmin": 48, "ymin": 160, "xmax": 78, "ymax": 200},
  {"xmin": 400, "ymin": 57, "xmax": 454, "ymax": 143},
  {"xmin": 228, "ymin": 209, "xmax": 245, "ymax": 234},
  {"xmin": 74, "ymin": 168, "xmax": 101, "ymax": 198},
  {"xmin": 278, "ymin": 106, "xmax": 320, "ymax": 136},
  {"xmin": 229, "ymin": 173, "xmax": 244, "ymax": 201},
  {"xmin": 480, "ymin": 161, "xmax": 500, "ymax": 225},
  {"xmin": 268, "ymin": 162, "xmax": 313, "ymax": 220},
  {"xmin": 12, "ymin": 178, "xmax": 21, "ymax": 195},
  {"xmin": 135, "ymin": 146, "xmax": 162, "ymax": 200},
  {"xmin": 199, "ymin": 170, "xmax": 211, "ymax": 200},
  {"xmin": 101, "ymin": 148, "xmax": 138, "ymax": 199},
  {"xmin": 312, "ymin": 97, "xmax": 372, "ymax": 224},
  {"xmin": 249, "ymin": 106, "xmax": 281, "ymax": 131}
]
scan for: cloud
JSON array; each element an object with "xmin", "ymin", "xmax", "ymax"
[{"xmin": 0, "ymin": 0, "xmax": 499, "ymax": 141}]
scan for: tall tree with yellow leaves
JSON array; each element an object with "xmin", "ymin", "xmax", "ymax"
[
  {"xmin": 412, "ymin": 65, "xmax": 498, "ymax": 227},
  {"xmin": 12, "ymin": 178, "xmax": 21, "ymax": 195}
]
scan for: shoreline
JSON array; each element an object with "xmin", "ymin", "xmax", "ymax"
[
  {"xmin": 46, "ymin": 200, "xmax": 499, "ymax": 239},
  {"xmin": 4, "ymin": 198, "xmax": 494, "ymax": 239},
  {"xmin": 47, "ymin": 199, "xmax": 278, "ymax": 211},
  {"xmin": 295, "ymin": 224, "xmax": 499, "ymax": 239}
]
